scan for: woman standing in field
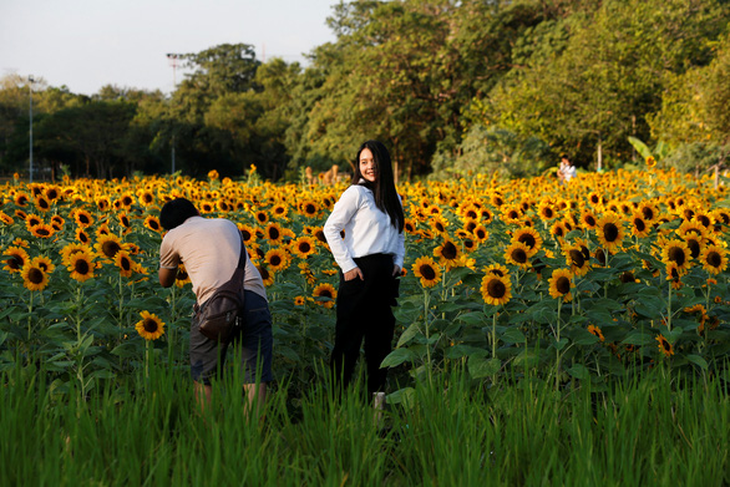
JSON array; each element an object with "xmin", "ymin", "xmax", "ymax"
[{"xmin": 323, "ymin": 140, "xmax": 405, "ymax": 399}]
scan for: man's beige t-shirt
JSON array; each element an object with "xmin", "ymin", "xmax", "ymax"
[{"xmin": 159, "ymin": 216, "xmax": 267, "ymax": 305}]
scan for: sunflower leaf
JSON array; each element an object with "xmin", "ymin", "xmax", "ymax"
[
  {"xmin": 380, "ymin": 348, "xmax": 416, "ymax": 368},
  {"xmin": 397, "ymin": 323, "xmax": 422, "ymax": 347},
  {"xmin": 468, "ymin": 356, "xmax": 500, "ymax": 379},
  {"xmin": 686, "ymin": 354, "xmax": 708, "ymax": 370}
]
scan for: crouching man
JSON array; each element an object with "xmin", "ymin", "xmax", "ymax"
[{"xmin": 158, "ymin": 198, "xmax": 273, "ymax": 416}]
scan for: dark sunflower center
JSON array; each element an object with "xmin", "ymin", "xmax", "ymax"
[
  {"xmin": 419, "ymin": 264, "xmax": 436, "ymax": 280},
  {"xmin": 121, "ymin": 257, "xmax": 131, "ymax": 271},
  {"xmin": 518, "ymin": 234, "xmax": 536, "ymax": 248},
  {"xmin": 633, "ymin": 218, "xmax": 646, "ymax": 232},
  {"xmin": 318, "ymin": 289, "xmax": 332, "ymax": 298},
  {"xmin": 299, "ymin": 242, "xmax": 311, "ymax": 253},
  {"xmin": 489, "ymin": 269, "xmax": 504, "ymax": 277},
  {"xmin": 511, "ymin": 248, "xmax": 527, "ymax": 263},
  {"xmin": 620, "ymin": 272, "xmax": 635, "ymax": 283},
  {"xmin": 8, "ymin": 255, "xmax": 24, "ymax": 270},
  {"xmin": 442, "ymin": 242, "xmax": 457, "ymax": 260},
  {"xmin": 556, "ymin": 276, "xmax": 571, "ymax": 294},
  {"xmin": 569, "ymin": 250, "xmax": 585, "ymax": 268},
  {"xmin": 269, "ymin": 228, "xmax": 280, "ymax": 240},
  {"xmin": 270, "ymin": 255, "xmax": 282, "ymax": 266},
  {"xmin": 75, "ymin": 259, "xmax": 90, "ymax": 274},
  {"xmin": 707, "ymin": 251, "xmax": 722, "ymax": 267},
  {"xmin": 687, "ymin": 239, "xmax": 700, "ymax": 258},
  {"xmin": 585, "ymin": 215, "xmax": 596, "ymax": 226},
  {"xmin": 149, "ymin": 220, "xmax": 160, "ymax": 230},
  {"xmin": 668, "ymin": 246, "xmax": 686, "ymax": 266},
  {"xmin": 28, "ymin": 268, "xmax": 44, "ymax": 284},
  {"xmin": 35, "ymin": 227, "xmax": 50, "ymax": 236},
  {"xmin": 603, "ymin": 223, "xmax": 619, "ymax": 242},
  {"xmin": 79, "ymin": 215, "xmax": 90, "ymax": 224},
  {"xmin": 143, "ymin": 319, "xmax": 158, "ymax": 333},
  {"xmin": 642, "ymin": 208, "xmax": 654, "ymax": 220},
  {"xmin": 544, "ymin": 208, "xmax": 554, "ymax": 218},
  {"xmin": 305, "ymin": 204, "xmax": 316, "ymax": 214},
  {"xmin": 487, "ymin": 279, "xmax": 506, "ymax": 298},
  {"xmin": 102, "ymin": 241, "xmax": 122, "ymax": 258}
]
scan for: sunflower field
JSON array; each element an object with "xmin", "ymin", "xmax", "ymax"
[{"xmin": 2, "ymin": 166, "xmax": 730, "ymax": 396}]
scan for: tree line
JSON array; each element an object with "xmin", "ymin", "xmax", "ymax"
[{"xmin": 1, "ymin": 0, "xmax": 729, "ymax": 182}]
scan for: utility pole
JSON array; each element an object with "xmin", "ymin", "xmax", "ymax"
[
  {"xmin": 166, "ymin": 54, "xmax": 182, "ymax": 174},
  {"xmin": 28, "ymin": 75, "xmax": 34, "ymax": 183}
]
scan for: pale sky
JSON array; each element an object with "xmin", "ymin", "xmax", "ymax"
[{"xmin": 0, "ymin": 0, "xmax": 339, "ymax": 95}]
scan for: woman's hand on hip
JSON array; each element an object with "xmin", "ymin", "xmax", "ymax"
[
  {"xmin": 392, "ymin": 265, "xmax": 402, "ymax": 277},
  {"xmin": 344, "ymin": 267, "xmax": 364, "ymax": 281}
]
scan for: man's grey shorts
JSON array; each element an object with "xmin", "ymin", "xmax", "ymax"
[{"xmin": 190, "ymin": 290, "xmax": 273, "ymax": 385}]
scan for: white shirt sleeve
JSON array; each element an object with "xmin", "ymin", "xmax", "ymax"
[{"xmin": 323, "ymin": 186, "xmax": 361, "ymax": 273}]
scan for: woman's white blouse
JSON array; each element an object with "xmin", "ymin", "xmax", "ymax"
[{"xmin": 323, "ymin": 185, "xmax": 405, "ymax": 274}]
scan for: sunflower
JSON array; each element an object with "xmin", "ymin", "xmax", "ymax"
[
  {"xmin": 30, "ymin": 255, "xmax": 55, "ymax": 274},
  {"xmin": 271, "ymin": 203, "xmax": 288, "ymax": 220},
  {"xmin": 144, "ymin": 215, "xmax": 163, "ymax": 232},
  {"xmin": 299, "ymin": 200, "xmax": 320, "ymax": 218},
  {"xmin": 256, "ymin": 265, "xmax": 274, "ymax": 287},
  {"xmin": 412, "ymin": 256, "xmax": 441, "ymax": 288},
  {"xmin": 511, "ymin": 227, "xmax": 542, "ymax": 257},
  {"xmin": 138, "ymin": 191, "xmax": 155, "ymax": 206},
  {"xmin": 96, "ymin": 197, "xmax": 111, "ymax": 212},
  {"xmin": 29, "ymin": 223, "xmax": 55, "ymax": 239},
  {"xmin": 504, "ymin": 241, "xmax": 531, "ymax": 269},
  {"xmin": 14, "ymin": 192, "xmax": 30, "ymax": 207},
  {"xmin": 548, "ymin": 268, "xmax": 573, "ymax": 301},
  {"xmin": 291, "ymin": 236, "xmax": 318, "ymax": 259},
  {"xmin": 430, "ymin": 215, "xmax": 450, "ymax": 235},
  {"xmin": 135, "ymin": 311, "xmax": 165, "ymax": 340},
  {"xmin": 594, "ymin": 213, "xmax": 625, "ymax": 254},
  {"xmin": 587, "ymin": 325, "xmax": 604, "ymax": 342},
  {"xmin": 118, "ymin": 212, "xmax": 131, "ymax": 229},
  {"xmin": 404, "ymin": 219, "xmax": 417, "ymax": 234},
  {"xmin": 175, "ymin": 264, "xmax": 191, "ymax": 288},
  {"xmin": 95, "ymin": 234, "xmax": 124, "ymax": 261},
  {"xmin": 433, "ymin": 238, "xmax": 461, "ymax": 267},
  {"xmin": 646, "ymin": 156, "xmax": 657, "ymax": 168},
  {"xmin": 25, "ymin": 213, "xmax": 43, "ymax": 230},
  {"xmin": 3, "ymin": 246, "xmax": 29, "ymax": 273},
  {"xmin": 501, "ymin": 207, "xmax": 523, "ymax": 225},
  {"xmin": 550, "ymin": 220, "xmax": 571, "ymax": 241},
  {"xmin": 638, "ymin": 203, "xmax": 658, "ymax": 222},
  {"xmin": 472, "ymin": 224, "xmax": 490, "ymax": 243},
  {"xmin": 629, "ymin": 213, "xmax": 651, "ymax": 239},
  {"xmin": 67, "ymin": 250, "xmax": 96, "ymax": 282},
  {"xmin": 580, "ymin": 210, "xmax": 598, "ymax": 230},
  {"xmin": 655, "ymin": 334, "xmax": 674, "ymax": 357},
  {"xmin": 115, "ymin": 250, "xmax": 135, "ymax": 278},
  {"xmin": 264, "ymin": 248, "xmax": 290, "ymax": 272},
  {"xmin": 312, "ymin": 283, "xmax": 337, "ymax": 308},
  {"xmin": 265, "ymin": 222, "xmax": 284, "ymax": 243},
  {"xmin": 0, "ymin": 211, "xmax": 14, "ymax": 225},
  {"xmin": 537, "ymin": 201, "xmax": 557, "ymax": 221},
  {"xmin": 563, "ymin": 243, "xmax": 591, "ymax": 277},
  {"xmin": 483, "ymin": 263, "xmax": 510, "ymax": 278},
  {"xmin": 700, "ymin": 245, "xmax": 728, "ymax": 275},
  {"xmin": 73, "ymin": 209, "xmax": 94, "ymax": 228},
  {"xmin": 294, "ymin": 296, "xmax": 306, "ymax": 306},
  {"xmin": 34, "ymin": 195, "xmax": 51, "ymax": 212},
  {"xmin": 480, "ymin": 273, "xmax": 512, "ymax": 306},
  {"xmin": 660, "ymin": 239, "xmax": 692, "ymax": 272},
  {"xmin": 51, "ymin": 214, "xmax": 65, "ymax": 228},
  {"xmin": 21, "ymin": 263, "xmax": 49, "ymax": 291},
  {"xmin": 254, "ymin": 210, "xmax": 269, "ymax": 225}
]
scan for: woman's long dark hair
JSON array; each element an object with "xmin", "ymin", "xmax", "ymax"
[{"xmin": 352, "ymin": 140, "xmax": 404, "ymax": 232}]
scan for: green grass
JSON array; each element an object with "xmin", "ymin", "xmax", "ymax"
[{"xmin": 1, "ymin": 363, "xmax": 729, "ymax": 486}]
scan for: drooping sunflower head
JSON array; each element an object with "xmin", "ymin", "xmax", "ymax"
[
  {"xmin": 29, "ymin": 223, "xmax": 55, "ymax": 239},
  {"xmin": 548, "ymin": 268, "xmax": 573, "ymax": 301},
  {"xmin": 412, "ymin": 256, "xmax": 441, "ymax": 288},
  {"xmin": 135, "ymin": 311, "xmax": 165, "ymax": 341},
  {"xmin": 655, "ymin": 334, "xmax": 674, "ymax": 357},
  {"xmin": 563, "ymin": 244, "xmax": 591, "ymax": 277},
  {"xmin": 483, "ymin": 263, "xmax": 510, "ymax": 278},
  {"xmin": 312, "ymin": 283, "xmax": 337, "ymax": 308},
  {"xmin": 587, "ymin": 325, "xmax": 605, "ymax": 342},
  {"xmin": 480, "ymin": 273, "xmax": 512, "ymax": 306}
]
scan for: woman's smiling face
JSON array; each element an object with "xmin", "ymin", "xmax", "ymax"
[{"xmin": 359, "ymin": 148, "xmax": 378, "ymax": 183}]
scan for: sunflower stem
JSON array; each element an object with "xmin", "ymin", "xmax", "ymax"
[
  {"xmin": 555, "ymin": 297, "xmax": 563, "ymax": 391},
  {"xmin": 667, "ymin": 281, "xmax": 672, "ymax": 333},
  {"xmin": 423, "ymin": 288, "xmax": 432, "ymax": 385}
]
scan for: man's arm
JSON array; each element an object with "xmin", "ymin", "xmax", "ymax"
[{"xmin": 159, "ymin": 267, "xmax": 177, "ymax": 288}]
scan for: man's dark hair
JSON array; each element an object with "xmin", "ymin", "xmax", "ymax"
[{"xmin": 160, "ymin": 198, "xmax": 199, "ymax": 230}]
